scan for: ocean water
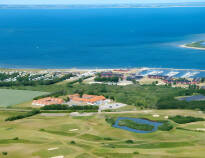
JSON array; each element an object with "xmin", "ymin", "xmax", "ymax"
[{"xmin": 0, "ymin": 8, "xmax": 205, "ymax": 69}]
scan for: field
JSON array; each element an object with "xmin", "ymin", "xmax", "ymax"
[
  {"xmin": 0, "ymin": 89, "xmax": 48, "ymax": 107},
  {"xmin": 0, "ymin": 109, "xmax": 205, "ymax": 158}
]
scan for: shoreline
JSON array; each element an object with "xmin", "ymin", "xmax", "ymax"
[
  {"xmin": 179, "ymin": 44, "xmax": 205, "ymax": 51},
  {"xmin": 1, "ymin": 67, "xmax": 205, "ymax": 72},
  {"xmin": 1, "ymin": 4, "xmax": 205, "ymax": 9}
]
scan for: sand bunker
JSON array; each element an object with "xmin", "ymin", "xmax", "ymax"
[
  {"xmin": 153, "ymin": 114, "xmax": 160, "ymax": 117},
  {"xmin": 196, "ymin": 128, "xmax": 205, "ymax": 132},
  {"xmin": 48, "ymin": 147, "xmax": 58, "ymax": 151},
  {"xmin": 69, "ymin": 129, "xmax": 79, "ymax": 132},
  {"xmin": 70, "ymin": 112, "xmax": 94, "ymax": 117},
  {"xmin": 50, "ymin": 156, "xmax": 64, "ymax": 158}
]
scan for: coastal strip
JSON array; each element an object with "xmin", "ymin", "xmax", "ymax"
[{"xmin": 179, "ymin": 44, "xmax": 205, "ymax": 51}]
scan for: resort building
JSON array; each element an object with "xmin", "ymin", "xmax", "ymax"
[
  {"xmin": 101, "ymin": 71, "xmax": 124, "ymax": 78},
  {"xmin": 127, "ymin": 75, "xmax": 143, "ymax": 81},
  {"xmin": 32, "ymin": 97, "xmax": 64, "ymax": 106},
  {"xmin": 68, "ymin": 94, "xmax": 107, "ymax": 105},
  {"xmin": 148, "ymin": 75, "xmax": 170, "ymax": 80}
]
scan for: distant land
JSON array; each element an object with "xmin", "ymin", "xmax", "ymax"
[
  {"xmin": 1, "ymin": 2, "xmax": 205, "ymax": 9},
  {"xmin": 180, "ymin": 41, "xmax": 205, "ymax": 51}
]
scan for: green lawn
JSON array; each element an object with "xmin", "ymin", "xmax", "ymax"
[
  {"xmin": 0, "ymin": 89, "xmax": 48, "ymax": 107},
  {"xmin": 0, "ymin": 110, "xmax": 205, "ymax": 158}
]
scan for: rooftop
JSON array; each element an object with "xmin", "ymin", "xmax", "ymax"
[{"xmin": 68, "ymin": 94, "xmax": 106, "ymax": 103}]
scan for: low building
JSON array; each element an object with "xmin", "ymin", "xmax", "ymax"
[
  {"xmin": 32, "ymin": 97, "xmax": 64, "ymax": 106},
  {"xmin": 68, "ymin": 94, "xmax": 106, "ymax": 105},
  {"xmin": 148, "ymin": 75, "xmax": 169, "ymax": 80},
  {"xmin": 113, "ymin": 69, "xmax": 130, "ymax": 73},
  {"xmin": 163, "ymin": 78, "xmax": 194, "ymax": 85},
  {"xmin": 192, "ymin": 78, "xmax": 201, "ymax": 84},
  {"xmin": 127, "ymin": 75, "xmax": 143, "ymax": 81},
  {"xmin": 101, "ymin": 71, "xmax": 124, "ymax": 78}
]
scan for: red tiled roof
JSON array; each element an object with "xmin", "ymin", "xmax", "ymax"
[
  {"xmin": 69, "ymin": 94, "xmax": 106, "ymax": 103},
  {"xmin": 32, "ymin": 97, "xmax": 64, "ymax": 106}
]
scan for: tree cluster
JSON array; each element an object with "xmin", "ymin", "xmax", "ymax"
[{"xmin": 5, "ymin": 109, "xmax": 40, "ymax": 121}]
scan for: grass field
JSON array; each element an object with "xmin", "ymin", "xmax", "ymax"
[
  {"xmin": 0, "ymin": 110, "xmax": 205, "ymax": 158},
  {"xmin": 0, "ymin": 89, "xmax": 48, "ymax": 107}
]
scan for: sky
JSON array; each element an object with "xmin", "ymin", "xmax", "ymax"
[{"xmin": 1, "ymin": 0, "xmax": 205, "ymax": 5}]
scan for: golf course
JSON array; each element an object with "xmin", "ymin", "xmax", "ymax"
[
  {"xmin": 0, "ymin": 109, "xmax": 205, "ymax": 158},
  {"xmin": 0, "ymin": 76, "xmax": 205, "ymax": 158}
]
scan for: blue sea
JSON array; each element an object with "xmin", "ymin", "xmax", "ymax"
[{"xmin": 0, "ymin": 8, "xmax": 205, "ymax": 69}]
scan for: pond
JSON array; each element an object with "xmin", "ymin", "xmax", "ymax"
[
  {"xmin": 113, "ymin": 117, "xmax": 163, "ymax": 134},
  {"xmin": 177, "ymin": 95, "xmax": 205, "ymax": 102}
]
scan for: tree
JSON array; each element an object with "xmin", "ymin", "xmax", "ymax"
[{"xmin": 64, "ymin": 97, "xmax": 70, "ymax": 102}]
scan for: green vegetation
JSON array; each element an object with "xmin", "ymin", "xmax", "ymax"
[
  {"xmin": 158, "ymin": 120, "xmax": 173, "ymax": 131},
  {"xmin": 2, "ymin": 152, "xmax": 8, "ymax": 156},
  {"xmin": 0, "ymin": 110, "xmax": 205, "ymax": 157},
  {"xmin": 125, "ymin": 140, "xmax": 134, "ymax": 144},
  {"xmin": 1, "ymin": 70, "xmax": 205, "ymax": 157},
  {"xmin": 94, "ymin": 76, "xmax": 120, "ymax": 83},
  {"xmin": 61, "ymin": 83, "xmax": 205, "ymax": 111},
  {"xmin": 156, "ymin": 96, "xmax": 205, "ymax": 111},
  {"xmin": 41, "ymin": 104, "xmax": 98, "ymax": 112},
  {"xmin": 5, "ymin": 109, "xmax": 40, "ymax": 121},
  {"xmin": 0, "ymin": 73, "xmax": 74, "ymax": 87},
  {"xmin": 0, "ymin": 89, "xmax": 48, "ymax": 107},
  {"xmin": 185, "ymin": 40, "xmax": 205, "ymax": 48},
  {"xmin": 169, "ymin": 115, "xmax": 205, "ymax": 124},
  {"xmin": 105, "ymin": 116, "xmax": 116, "ymax": 126},
  {"xmin": 70, "ymin": 140, "xmax": 76, "ymax": 144},
  {"xmin": 40, "ymin": 129, "xmax": 77, "ymax": 137},
  {"xmin": 33, "ymin": 90, "xmax": 67, "ymax": 100},
  {"xmin": 133, "ymin": 151, "xmax": 139, "ymax": 154},
  {"xmin": 4, "ymin": 75, "xmax": 205, "ymax": 111},
  {"xmin": 66, "ymin": 84, "xmax": 189, "ymax": 107},
  {"xmin": 41, "ymin": 104, "xmax": 68, "ymax": 110},
  {"xmin": 118, "ymin": 119, "xmax": 154, "ymax": 131}
]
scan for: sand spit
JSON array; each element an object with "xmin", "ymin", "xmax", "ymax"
[{"xmin": 180, "ymin": 44, "xmax": 205, "ymax": 51}]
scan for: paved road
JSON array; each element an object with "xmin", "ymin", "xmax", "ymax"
[
  {"xmin": 0, "ymin": 108, "xmax": 153, "ymax": 115},
  {"xmin": 0, "ymin": 108, "xmax": 32, "ymax": 112}
]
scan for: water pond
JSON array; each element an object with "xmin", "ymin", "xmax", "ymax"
[
  {"xmin": 177, "ymin": 95, "xmax": 205, "ymax": 102},
  {"xmin": 113, "ymin": 117, "xmax": 163, "ymax": 134}
]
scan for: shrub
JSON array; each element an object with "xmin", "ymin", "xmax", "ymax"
[
  {"xmin": 13, "ymin": 137, "xmax": 19, "ymax": 140},
  {"xmin": 2, "ymin": 152, "xmax": 8, "ymax": 156},
  {"xmin": 158, "ymin": 121, "xmax": 173, "ymax": 131},
  {"xmin": 41, "ymin": 105, "xmax": 98, "ymax": 112},
  {"xmin": 105, "ymin": 117, "xmax": 116, "ymax": 126},
  {"xmin": 41, "ymin": 104, "xmax": 68, "ymax": 110},
  {"xmin": 104, "ymin": 137, "xmax": 112, "ymax": 140},
  {"xmin": 70, "ymin": 141, "xmax": 76, "ymax": 144},
  {"xmin": 133, "ymin": 151, "xmax": 139, "ymax": 154},
  {"xmin": 125, "ymin": 140, "xmax": 134, "ymax": 144},
  {"xmin": 94, "ymin": 76, "xmax": 120, "ymax": 83},
  {"xmin": 169, "ymin": 115, "xmax": 205, "ymax": 124},
  {"xmin": 5, "ymin": 109, "xmax": 40, "ymax": 121}
]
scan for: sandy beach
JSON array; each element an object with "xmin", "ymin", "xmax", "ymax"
[{"xmin": 180, "ymin": 44, "xmax": 205, "ymax": 51}]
